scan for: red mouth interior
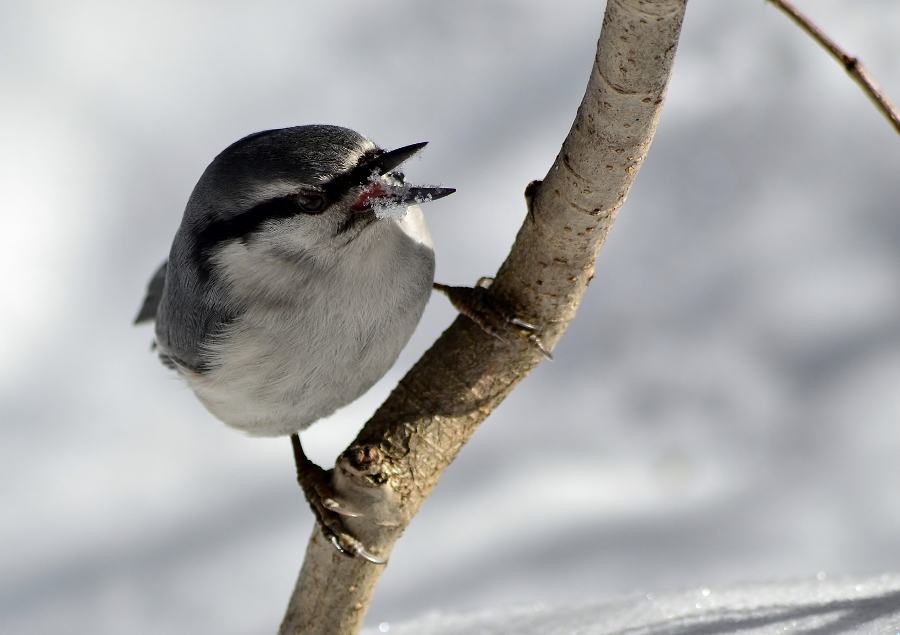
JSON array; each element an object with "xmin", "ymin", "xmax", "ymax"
[{"xmin": 350, "ymin": 182, "xmax": 388, "ymax": 211}]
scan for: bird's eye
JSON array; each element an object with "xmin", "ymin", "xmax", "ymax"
[{"xmin": 296, "ymin": 193, "xmax": 326, "ymax": 214}]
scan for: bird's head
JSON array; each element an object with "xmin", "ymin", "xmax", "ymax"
[{"xmin": 183, "ymin": 125, "xmax": 453, "ymax": 273}]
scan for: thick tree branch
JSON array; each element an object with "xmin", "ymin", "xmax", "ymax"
[
  {"xmin": 278, "ymin": 1, "xmax": 688, "ymax": 633},
  {"xmin": 767, "ymin": 0, "xmax": 900, "ymax": 136}
]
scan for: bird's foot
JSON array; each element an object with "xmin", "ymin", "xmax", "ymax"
[
  {"xmin": 290, "ymin": 434, "xmax": 386, "ymax": 565},
  {"xmin": 433, "ymin": 278, "xmax": 552, "ymax": 359}
]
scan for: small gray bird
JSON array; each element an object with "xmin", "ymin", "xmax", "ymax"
[{"xmin": 137, "ymin": 125, "xmax": 546, "ymax": 561}]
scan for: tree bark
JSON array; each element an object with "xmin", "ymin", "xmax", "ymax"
[{"xmin": 279, "ymin": 1, "xmax": 689, "ymax": 633}]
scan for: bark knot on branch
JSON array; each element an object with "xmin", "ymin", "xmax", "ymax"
[{"xmin": 279, "ymin": 2, "xmax": 689, "ymax": 634}]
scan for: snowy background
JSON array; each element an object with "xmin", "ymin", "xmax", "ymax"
[
  {"xmin": 366, "ymin": 574, "xmax": 900, "ymax": 635},
  {"xmin": 2, "ymin": 0, "xmax": 900, "ymax": 633}
]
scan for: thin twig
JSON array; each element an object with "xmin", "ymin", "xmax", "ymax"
[{"xmin": 767, "ymin": 0, "xmax": 900, "ymax": 136}]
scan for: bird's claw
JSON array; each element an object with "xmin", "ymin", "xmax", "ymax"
[
  {"xmin": 291, "ymin": 434, "xmax": 386, "ymax": 565},
  {"xmin": 322, "ymin": 497, "xmax": 360, "ymax": 517},
  {"xmin": 324, "ymin": 526, "xmax": 387, "ymax": 565},
  {"xmin": 434, "ymin": 279, "xmax": 553, "ymax": 359}
]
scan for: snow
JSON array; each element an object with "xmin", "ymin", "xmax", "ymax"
[
  {"xmin": 2, "ymin": 0, "xmax": 900, "ymax": 633},
  {"xmin": 372, "ymin": 200, "xmax": 410, "ymax": 221},
  {"xmin": 367, "ymin": 575, "xmax": 900, "ymax": 635}
]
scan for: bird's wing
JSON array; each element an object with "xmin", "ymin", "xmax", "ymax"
[{"xmin": 134, "ymin": 261, "xmax": 168, "ymax": 324}]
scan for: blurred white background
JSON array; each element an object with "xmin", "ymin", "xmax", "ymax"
[{"xmin": 2, "ymin": 0, "xmax": 900, "ymax": 633}]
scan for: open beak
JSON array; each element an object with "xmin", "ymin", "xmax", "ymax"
[
  {"xmin": 328, "ymin": 141, "xmax": 455, "ymax": 213},
  {"xmin": 350, "ymin": 182, "xmax": 455, "ymax": 212},
  {"xmin": 343, "ymin": 142, "xmax": 428, "ymax": 185}
]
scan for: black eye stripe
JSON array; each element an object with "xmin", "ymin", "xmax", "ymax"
[{"xmin": 193, "ymin": 197, "xmax": 302, "ymax": 275}]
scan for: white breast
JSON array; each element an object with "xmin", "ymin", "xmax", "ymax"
[{"xmin": 184, "ymin": 208, "xmax": 435, "ymax": 437}]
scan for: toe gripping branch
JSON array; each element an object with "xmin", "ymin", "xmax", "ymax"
[
  {"xmin": 290, "ymin": 434, "xmax": 386, "ymax": 565},
  {"xmin": 433, "ymin": 278, "xmax": 552, "ymax": 359}
]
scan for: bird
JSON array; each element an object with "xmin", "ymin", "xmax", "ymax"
[{"xmin": 136, "ymin": 125, "xmax": 548, "ymax": 562}]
